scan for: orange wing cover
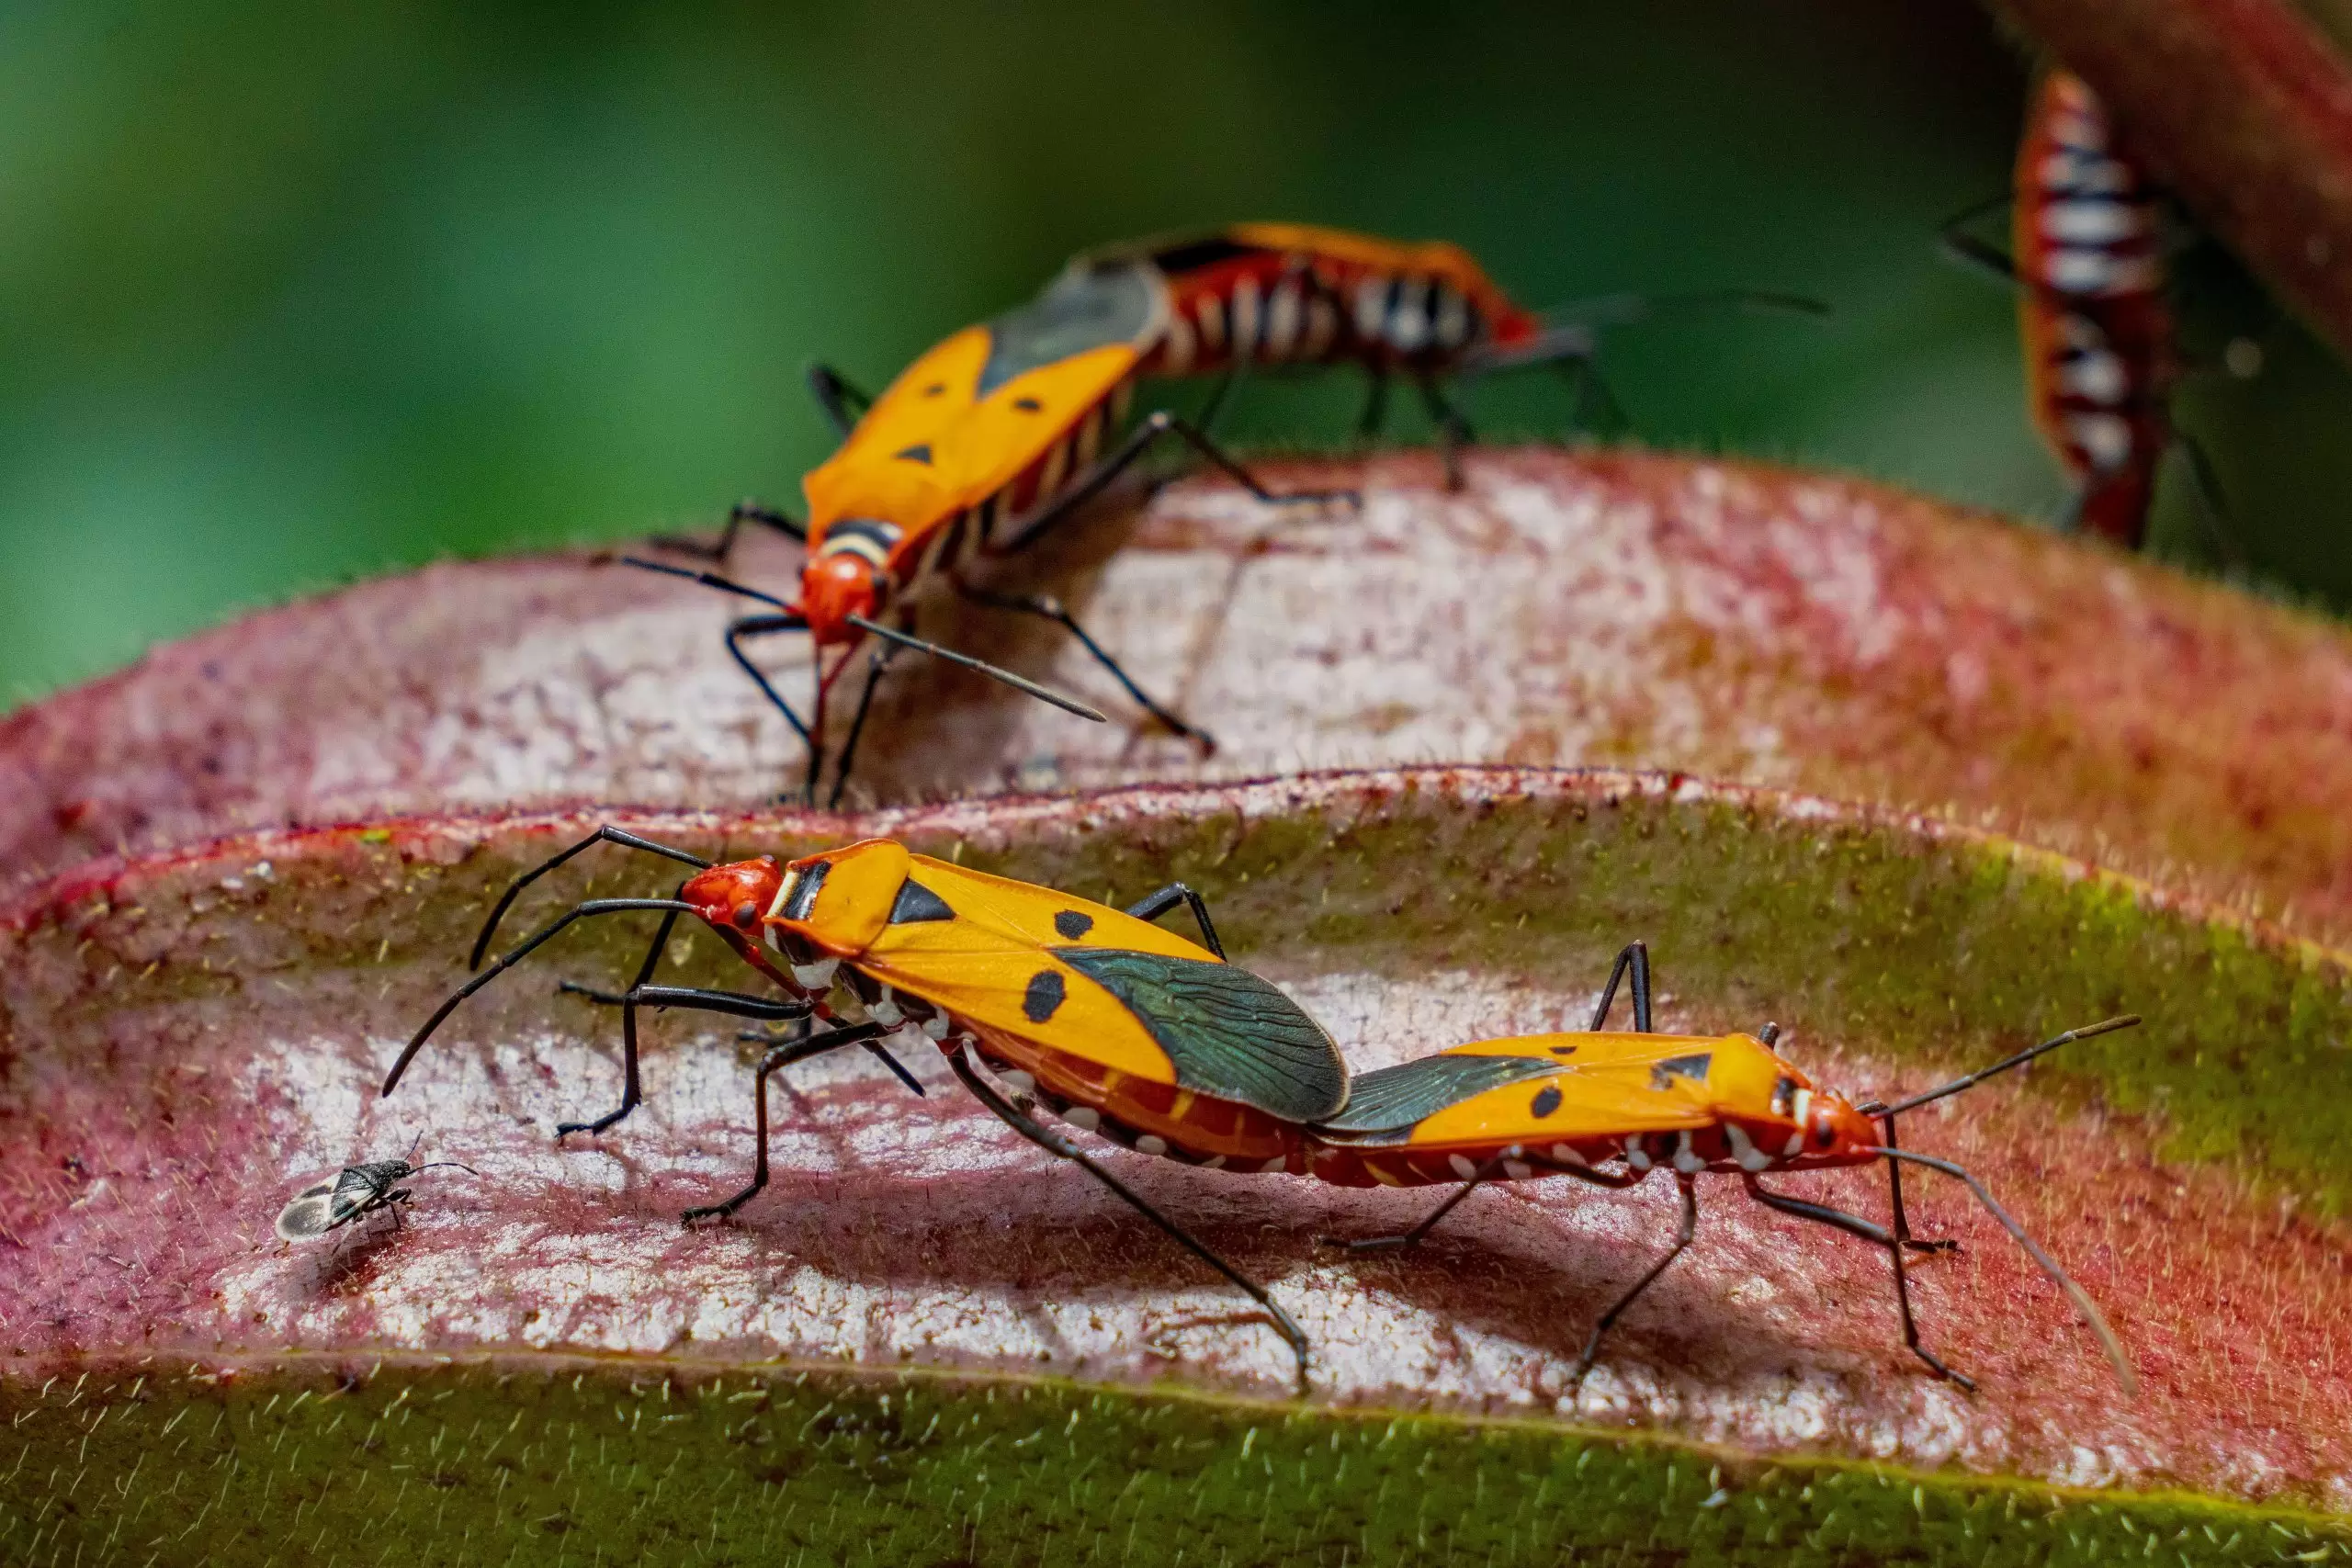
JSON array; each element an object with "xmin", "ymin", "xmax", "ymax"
[{"xmin": 852, "ymin": 855, "xmax": 1348, "ymax": 1122}]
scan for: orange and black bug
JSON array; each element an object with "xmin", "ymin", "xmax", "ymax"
[
  {"xmin": 650, "ymin": 248, "xmax": 1363, "ymax": 804},
  {"xmin": 1943, "ymin": 71, "xmax": 2229, "ymax": 550},
  {"xmin": 380, "ymin": 826, "xmax": 1351, "ymax": 1385},
  {"xmin": 1304, "ymin": 941, "xmax": 2139, "ymax": 1393}
]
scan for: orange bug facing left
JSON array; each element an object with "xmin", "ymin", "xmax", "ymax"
[
  {"xmin": 381, "ymin": 825, "xmax": 1352, "ymax": 1387},
  {"xmin": 1303, "ymin": 941, "xmax": 2140, "ymax": 1393},
  {"xmin": 641, "ymin": 245, "xmax": 1362, "ymax": 805}
]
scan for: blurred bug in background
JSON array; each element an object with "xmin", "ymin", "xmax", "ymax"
[{"xmin": 1941, "ymin": 70, "xmax": 2250, "ymax": 553}]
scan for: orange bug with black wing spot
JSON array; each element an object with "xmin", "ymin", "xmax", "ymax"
[
  {"xmin": 1303, "ymin": 941, "xmax": 2140, "ymax": 1393},
  {"xmin": 650, "ymin": 251, "xmax": 1362, "ymax": 805},
  {"xmin": 381, "ymin": 825, "xmax": 1351, "ymax": 1387},
  {"xmin": 1943, "ymin": 71, "xmax": 2234, "ymax": 551}
]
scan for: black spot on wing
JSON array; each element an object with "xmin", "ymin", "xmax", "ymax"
[
  {"xmin": 1054, "ymin": 910, "xmax": 1094, "ymax": 940},
  {"xmin": 1054, "ymin": 947, "xmax": 1346, "ymax": 1121},
  {"xmin": 1013, "ymin": 397, "xmax": 1044, "ymax": 412},
  {"xmin": 894, "ymin": 443, "xmax": 933, "ymax": 465},
  {"xmin": 1650, "ymin": 1053, "xmax": 1713, "ymax": 1090},
  {"xmin": 1530, "ymin": 1084, "xmax": 1563, "ymax": 1119},
  {"xmin": 1023, "ymin": 969, "xmax": 1067, "ymax": 1023},
  {"xmin": 1315, "ymin": 1054, "xmax": 1562, "ymax": 1140},
  {"xmin": 888, "ymin": 878, "xmax": 956, "ymax": 925},
  {"xmin": 1147, "ymin": 235, "xmax": 1259, "ymax": 276}
]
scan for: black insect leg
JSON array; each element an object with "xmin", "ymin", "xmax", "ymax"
[
  {"xmin": 723, "ymin": 612, "xmax": 821, "ymax": 803},
  {"xmin": 683, "ymin": 1021, "xmax": 893, "ymax": 1224},
  {"xmin": 563, "ymin": 977, "xmax": 927, "ymax": 1100},
  {"xmin": 1413, "ymin": 372, "xmax": 1475, "ymax": 491},
  {"xmin": 1742, "ymin": 1165, "xmax": 1973, "ymax": 1389},
  {"xmin": 1356, "ymin": 368, "xmax": 1391, "ymax": 440},
  {"xmin": 2172, "ymin": 429, "xmax": 2248, "ymax": 570},
  {"xmin": 1123, "ymin": 883, "xmax": 1226, "ymax": 959},
  {"xmin": 1587, "ymin": 941, "xmax": 1654, "ymax": 1032},
  {"xmin": 953, "ymin": 580, "xmax": 1214, "ymax": 750},
  {"xmin": 1556, "ymin": 356, "xmax": 1630, "ymax": 440},
  {"xmin": 945, "ymin": 1041, "xmax": 1312, "ymax": 1393},
  {"xmin": 806, "ymin": 361, "xmax": 875, "ymax": 436},
  {"xmin": 825, "ymin": 622, "xmax": 909, "ymax": 810},
  {"xmin": 1335, "ymin": 1153, "xmax": 1640, "ymax": 1253},
  {"xmin": 1938, "ymin": 192, "xmax": 2018, "ymax": 283},
  {"xmin": 652, "ymin": 501, "xmax": 808, "ymax": 564},
  {"xmin": 548, "ymin": 899, "xmax": 684, "ymax": 1135},
  {"xmin": 1571, "ymin": 1172, "xmax": 1699, "ymax": 1382},
  {"xmin": 993, "ymin": 410, "xmax": 1359, "ymax": 558}
]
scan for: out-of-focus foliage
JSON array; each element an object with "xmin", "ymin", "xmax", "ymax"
[{"xmin": 3, "ymin": 0, "xmax": 2348, "ymax": 702}]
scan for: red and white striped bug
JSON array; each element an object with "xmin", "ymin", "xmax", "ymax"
[
  {"xmin": 1300, "ymin": 941, "xmax": 2140, "ymax": 1393},
  {"xmin": 1945, "ymin": 71, "xmax": 2230, "ymax": 550}
]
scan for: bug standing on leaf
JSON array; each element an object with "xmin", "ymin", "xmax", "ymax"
[
  {"xmin": 1305, "ymin": 941, "xmax": 2140, "ymax": 1393},
  {"xmin": 1942, "ymin": 71, "xmax": 2235, "ymax": 553},
  {"xmin": 274, "ymin": 1137, "xmax": 477, "ymax": 1242},
  {"xmin": 381, "ymin": 825, "xmax": 1351, "ymax": 1389},
  {"xmin": 650, "ymin": 245, "xmax": 1361, "ymax": 805}
]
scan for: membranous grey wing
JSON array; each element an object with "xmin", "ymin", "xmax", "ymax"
[
  {"xmin": 1313, "ymin": 1054, "xmax": 1563, "ymax": 1144},
  {"xmin": 275, "ymin": 1181, "xmax": 345, "ymax": 1240},
  {"xmin": 976, "ymin": 262, "xmax": 1159, "ymax": 399},
  {"xmin": 1054, "ymin": 948, "xmax": 1347, "ymax": 1121}
]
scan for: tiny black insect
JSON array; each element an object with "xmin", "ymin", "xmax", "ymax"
[{"xmin": 275, "ymin": 1139, "xmax": 476, "ymax": 1241}]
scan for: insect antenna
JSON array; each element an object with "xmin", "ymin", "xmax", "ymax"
[
  {"xmin": 622, "ymin": 556, "xmax": 805, "ymax": 618},
  {"xmin": 384, "ymin": 897, "xmax": 700, "ymax": 1097},
  {"xmin": 469, "ymin": 827, "xmax": 714, "ymax": 969},
  {"xmin": 407, "ymin": 1160, "xmax": 481, "ymax": 1178},
  {"xmin": 842, "ymin": 615, "xmax": 1107, "ymax": 722},
  {"xmin": 1866, "ymin": 1144, "xmax": 2137, "ymax": 1394},
  {"xmin": 1469, "ymin": 290, "xmax": 1831, "ymax": 375},
  {"xmin": 623, "ymin": 554, "xmax": 1107, "ymax": 723},
  {"xmin": 1866, "ymin": 1014, "xmax": 2141, "ymax": 1117}
]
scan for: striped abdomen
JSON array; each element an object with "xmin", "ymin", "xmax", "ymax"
[
  {"xmin": 2016, "ymin": 73, "xmax": 2173, "ymax": 545},
  {"xmin": 1141, "ymin": 239, "xmax": 1520, "ymax": 378}
]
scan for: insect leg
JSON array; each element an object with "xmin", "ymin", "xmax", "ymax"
[
  {"xmin": 805, "ymin": 361, "xmax": 875, "ymax": 437},
  {"xmin": 1412, "ymin": 372, "xmax": 1475, "ymax": 491},
  {"xmin": 993, "ymin": 410, "xmax": 1358, "ymax": 558},
  {"xmin": 562, "ymin": 979, "xmax": 925, "ymax": 1098},
  {"xmin": 1356, "ymin": 368, "xmax": 1391, "ymax": 438},
  {"xmin": 1557, "ymin": 356, "xmax": 1631, "ymax": 440},
  {"xmin": 825, "ymin": 627, "xmax": 906, "ymax": 810},
  {"xmin": 2171, "ymin": 428, "xmax": 2248, "ymax": 570},
  {"xmin": 1938, "ymin": 192, "xmax": 2018, "ymax": 283},
  {"xmin": 1739, "ymin": 1168, "xmax": 1973, "ymax": 1389},
  {"xmin": 1121, "ymin": 883, "xmax": 1225, "ymax": 960},
  {"xmin": 1571, "ymin": 1172, "xmax": 1699, "ymax": 1382},
  {"xmin": 1334, "ymin": 1152, "xmax": 1640, "ymax": 1252},
  {"xmin": 548, "ymin": 900, "xmax": 684, "ymax": 1135},
  {"xmin": 683, "ymin": 1021, "xmax": 894, "ymax": 1223},
  {"xmin": 1587, "ymin": 941, "xmax": 1655, "ymax": 1032},
  {"xmin": 651, "ymin": 500, "xmax": 808, "ymax": 563},
  {"xmin": 722, "ymin": 612, "xmax": 820, "ymax": 802},
  {"xmin": 952, "ymin": 581, "xmax": 1214, "ymax": 750},
  {"xmin": 945, "ymin": 1041, "xmax": 1312, "ymax": 1393}
]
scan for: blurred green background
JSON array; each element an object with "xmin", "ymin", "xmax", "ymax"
[{"xmin": 5, "ymin": 0, "xmax": 2348, "ymax": 705}]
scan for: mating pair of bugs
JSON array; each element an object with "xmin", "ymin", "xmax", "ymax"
[
  {"xmin": 368, "ymin": 824, "xmax": 2140, "ymax": 1396},
  {"xmin": 628, "ymin": 222, "xmax": 1821, "ymax": 805}
]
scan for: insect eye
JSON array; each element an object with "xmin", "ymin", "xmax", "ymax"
[{"xmin": 732, "ymin": 900, "xmax": 760, "ymax": 931}]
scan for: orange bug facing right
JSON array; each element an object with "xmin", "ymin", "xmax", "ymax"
[{"xmin": 1304, "ymin": 942, "xmax": 2140, "ymax": 1393}]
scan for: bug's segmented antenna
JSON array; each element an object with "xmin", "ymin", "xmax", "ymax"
[
  {"xmin": 469, "ymin": 827, "xmax": 714, "ymax": 970},
  {"xmin": 622, "ymin": 556, "xmax": 804, "ymax": 617},
  {"xmin": 1870, "ymin": 1015, "xmax": 2141, "ymax": 1117},
  {"xmin": 1867, "ymin": 1144, "xmax": 2137, "ymax": 1395}
]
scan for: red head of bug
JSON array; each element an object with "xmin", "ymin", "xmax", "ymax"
[
  {"xmin": 676, "ymin": 855, "xmax": 795, "ymax": 984},
  {"xmin": 796, "ymin": 552, "xmax": 885, "ymax": 646},
  {"xmin": 1782, "ymin": 1086, "xmax": 1883, "ymax": 1168}
]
